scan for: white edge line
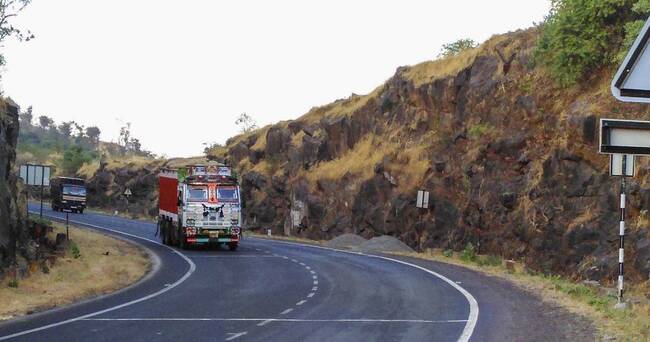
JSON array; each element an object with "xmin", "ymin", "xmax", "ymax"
[
  {"xmin": 0, "ymin": 214, "xmax": 197, "ymax": 341},
  {"xmin": 250, "ymin": 237, "xmax": 479, "ymax": 342},
  {"xmin": 82, "ymin": 318, "xmax": 468, "ymax": 323}
]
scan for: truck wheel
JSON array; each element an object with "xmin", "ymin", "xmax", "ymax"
[
  {"xmin": 179, "ymin": 234, "xmax": 188, "ymax": 250},
  {"xmin": 228, "ymin": 242, "xmax": 238, "ymax": 251},
  {"xmin": 79, "ymin": 209, "xmax": 84, "ymax": 214}
]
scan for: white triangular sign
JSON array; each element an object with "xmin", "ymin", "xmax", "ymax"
[{"xmin": 612, "ymin": 16, "xmax": 650, "ymax": 103}]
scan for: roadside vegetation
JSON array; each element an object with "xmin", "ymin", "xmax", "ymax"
[
  {"xmin": 534, "ymin": 0, "xmax": 650, "ymax": 87},
  {"xmin": 0, "ymin": 221, "xmax": 150, "ymax": 320},
  {"xmin": 17, "ymin": 109, "xmax": 155, "ymax": 177}
]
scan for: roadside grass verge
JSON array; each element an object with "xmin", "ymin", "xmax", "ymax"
[
  {"xmin": 248, "ymin": 233, "xmax": 649, "ymax": 340},
  {"xmin": 0, "ymin": 222, "xmax": 151, "ymax": 321}
]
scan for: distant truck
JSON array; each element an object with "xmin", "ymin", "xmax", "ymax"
[
  {"xmin": 50, "ymin": 177, "xmax": 87, "ymax": 213},
  {"xmin": 158, "ymin": 163, "xmax": 242, "ymax": 250}
]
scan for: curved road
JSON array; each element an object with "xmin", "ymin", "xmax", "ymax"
[{"xmin": 0, "ymin": 204, "xmax": 593, "ymax": 341}]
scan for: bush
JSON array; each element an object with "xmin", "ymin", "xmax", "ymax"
[
  {"xmin": 477, "ymin": 254, "xmax": 502, "ymax": 267},
  {"xmin": 443, "ymin": 249, "xmax": 453, "ymax": 258},
  {"xmin": 8, "ymin": 279, "xmax": 18, "ymax": 288},
  {"xmin": 534, "ymin": 0, "xmax": 636, "ymax": 87},
  {"xmin": 460, "ymin": 243, "xmax": 477, "ymax": 262},
  {"xmin": 468, "ymin": 123, "xmax": 494, "ymax": 139},
  {"xmin": 62, "ymin": 146, "xmax": 94, "ymax": 176},
  {"xmin": 438, "ymin": 38, "xmax": 478, "ymax": 58},
  {"xmin": 69, "ymin": 241, "xmax": 81, "ymax": 259}
]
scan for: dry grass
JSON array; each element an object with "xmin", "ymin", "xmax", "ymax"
[
  {"xmin": 0, "ymin": 222, "xmax": 150, "ymax": 320},
  {"xmin": 304, "ymin": 135, "xmax": 395, "ymax": 183},
  {"xmin": 299, "ymin": 87, "xmax": 382, "ymax": 125}
]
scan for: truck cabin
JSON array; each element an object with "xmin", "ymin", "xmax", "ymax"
[{"xmin": 51, "ymin": 177, "xmax": 87, "ymax": 213}]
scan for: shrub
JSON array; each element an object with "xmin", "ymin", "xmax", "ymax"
[
  {"xmin": 438, "ymin": 39, "xmax": 478, "ymax": 58},
  {"xmin": 460, "ymin": 242, "xmax": 477, "ymax": 262},
  {"xmin": 69, "ymin": 241, "xmax": 81, "ymax": 259},
  {"xmin": 8, "ymin": 279, "xmax": 18, "ymax": 288},
  {"xmin": 616, "ymin": 0, "xmax": 650, "ymax": 62},
  {"xmin": 443, "ymin": 249, "xmax": 453, "ymax": 258},
  {"xmin": 477, "ymin": 254, "xmax": 502, "ymax": 267},
  {"xmin": 534, "ymin": 0, "xmax": 635, "ymax": 87},
  {"xmin": 468, "ymin": 123, "xmax": 494, "ymax": 140}
]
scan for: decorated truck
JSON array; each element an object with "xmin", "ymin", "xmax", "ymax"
[{"xmin": 158, "ymin": 163, "xmax": 242, "ymax": 250}]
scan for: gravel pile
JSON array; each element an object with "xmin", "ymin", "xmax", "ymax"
[
  {"xmin": 325, "ymin": 234, "xmax": 367, "ymax": 249},
  {"xmin": 357, "ymin": 235, "xmax": 414, "ymax": 253}
]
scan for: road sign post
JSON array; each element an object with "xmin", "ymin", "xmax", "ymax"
[
  {"xmin": 598, "ymin": 119, "xmax": 650, "ymax": 308},
  {"xmin": 19, "ymin": 164, "xmax": 51, "ymax": 218}
]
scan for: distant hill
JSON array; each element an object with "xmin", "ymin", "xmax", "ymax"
[{"xmin": 16, "ymin": 110, "xmax": 155, "ymax": 177}]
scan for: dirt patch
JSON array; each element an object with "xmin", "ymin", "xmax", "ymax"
[
  {"xmin": 0, "ymin": 222, "xmax": 150, "ymax": 320},
  {"xmin": 356, "ymin": 235, "xmax": 414, "ymax": 253},
  {"xmin": 325, "ymin": 234, "xmax": 366, "ymax": 249}
]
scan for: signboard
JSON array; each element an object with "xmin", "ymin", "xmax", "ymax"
[
  {"xmin": 19, "ymin": 164, "xmax": 51, "ymax": 186},
  {"xmin": 416, "ymin": 190, "xmax": 429, "ymax": 209},
  {"xmin": 610, "ymin": 154, "xmax": 635, "ymax": 177},
  {"xmin": 612, "ymin": 17, "xmax": 650, "ymax": 103},
  {"xmin": 124, "ymin": 188, "xmax": 132, "ymax": 197},
  {"xmin": 600, "ymin": 118, "xmax": 650, "ymax": 155}
]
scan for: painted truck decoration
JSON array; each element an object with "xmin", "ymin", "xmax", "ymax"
[{"xmin": 158, "ymin": 164, "xmax": 242, "ymax": 251}]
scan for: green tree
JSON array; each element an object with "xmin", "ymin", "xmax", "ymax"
[
  {"xmin": 235, "ymin": 112, "xmax": 258, "ymax": 133},
  {"xmin": 534, "ymin": 0, "xmax": 635, "ymax": 87},
  {"xmin": 18, "ymin": 105, "xmax": 32, "ymax": 125},
  {"xmin": 62, "ymin": 146, "xmax": 92, "ymax": 175},
  {"xmin": 38, "ymin": 115, "xmax": 53, "ymax": 129},
  {"xmin": 438, "ymin": 38, "xmax": 478, "ymax": 58},
  {"xmin": 85, "ymin": 126, "xmax": 101, "ymax": 144},
  {"xmin": 0, "ymin": 0, "xmax": 34, "ymax": 66},
  {"xmin": 617, "ymin": 0, "xmax": 650, "ymax": 62}
]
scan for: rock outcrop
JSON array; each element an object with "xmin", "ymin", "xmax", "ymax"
[
  {"xmin": 219, "ymin": 29, "xmax": 650, "ymax": 284},
  {"xmin": 0, "ymin": 98, "xmax": 27, "ymax": 269}
]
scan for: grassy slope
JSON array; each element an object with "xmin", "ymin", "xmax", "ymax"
[{"xmin": 0, "ymin": 222, "xmax": 150, "ymax": 320}]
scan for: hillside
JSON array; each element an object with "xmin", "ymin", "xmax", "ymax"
[{"xmin": 208, "ymin": 28, "xmax": 650, "ymax": 284}]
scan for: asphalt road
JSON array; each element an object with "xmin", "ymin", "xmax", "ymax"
[{"xmin": 0, "ymin": 204, "xmax": 594, "ymax": 342}]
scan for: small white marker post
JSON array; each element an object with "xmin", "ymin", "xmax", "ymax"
[
  {"xmin": 267, "ymin": 228, "xmax": 272, "ymax": 237},
  {"xmin": 416, "ymin": 190, "xmax": 430, "ymax": 251}
]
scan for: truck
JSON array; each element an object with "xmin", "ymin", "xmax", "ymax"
[
  {"xmin": 158, "ymin": 163, "xmax": 242, "ymax": 250},
  {"xmin": 50, "ymin": 177, "xmax": 87, "ymax": 213}
]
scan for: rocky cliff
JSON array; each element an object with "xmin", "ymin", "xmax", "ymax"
[
  {"xmin": 0, "ymin": 98, "xmax": 27, "ymax": 269},
  {"xmin": 217, "ymin": 29, "xmax": 650, "ymax": 284}
]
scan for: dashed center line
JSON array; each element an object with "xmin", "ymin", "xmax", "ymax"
[
  {"xmin": 225, "ymin": 332, "xmax": 247, "ymax": 341},
  {"xmin": 257, "ymin": 320, "xmax": 273, "ymax": 327},
  {"xmin": 307, "ymin": 293, "xmax": 315, "ymax": 298},
  {"xmin": 296, "ymin": 300, "xmax": 307, "ymax": 306},
  {"xmin": 280, "ymin": 308, "xmax": 294, "ymax": 315}
]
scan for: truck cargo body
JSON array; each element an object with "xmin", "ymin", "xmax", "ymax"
[
  {"xmin": 159, "ymin": 165, "xmax": 242, "ymax": 250},
  {"xmin": 50, "ymin": 177, "xmax": 86, "ymax": 213}
]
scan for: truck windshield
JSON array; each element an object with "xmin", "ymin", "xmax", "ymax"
[
  {"xmin": 187, "ymin": 186, "xmax": 208, "ymax": 201},
  {"xmin": 217, "ymin": 188, "xmax": 238, "ymax": 201},
  {"xmin": 63, "ymin": 186, "xmax": 86, "ymax": 196}
]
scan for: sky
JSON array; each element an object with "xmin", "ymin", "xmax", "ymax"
[{"xmin": 1, "ymin": 0, "xmax": 551, "ymax": 158}]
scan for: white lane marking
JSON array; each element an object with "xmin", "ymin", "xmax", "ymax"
[
  {"xmin": 305, "ymin": 266, "xmax": 311, "ymax": 270},
  {"xmin": 250, "ymin": 238, "xmax": 479, "ymax": 342},
  {"xmin": 312, "ymin": 275, "xmax": 317, "ymax": 280},
  {"xmin": 311, "ymin": 287, "xmax": 318, "ymax": 291},
  {"xmin": 299, "ymin": 262, "xmax": 306, "ymax": 266},
  {"xmin": 307, "ymin": 293, "xmax": 315, "ymax": 298},
  {"xmin": 83, "ymin": 318, "xmax": 468, "ymax": 323},
  {"xmin": 0, "ymin": 213, "xmax": 197, "ymax": 342},
  {"xmin": 225, "ymin": 332, "xmax": 247, "ymax": 340},
  {"xmin": 291, "ymin": 259, "xmax": 298, "ymax": 263},
  {"xmin": 296, "ymin": 300, "xmax": 307, "ymax": 306},
  {"xmin": 255, "ymin": 248, "xmax": 261, "ymax": 251},
  {"xmin": 190, "ymin": 255, "xmax": 280, "ymax": 258},
  {"xmin": 280, "ymin": 308, "xmax": 294, "ymax": 315},
  {"xmin": 313, "ymin": 280, "xmax": 319, "ymax": 285},
  {"xmin": 283, "ymin": 256, "xmax": 289, "ymax": 260},
  {"xmin": 309, "ymin": 270, "xmax": 315, "ymax": 274},
  {"xmin": 257, "ymin": 319, "xmax": 273, "ymax": 327}
]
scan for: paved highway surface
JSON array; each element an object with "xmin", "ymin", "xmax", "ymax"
[{"xmin": 0, "ymin": 204, "xmax": 593, "ymax": 341}]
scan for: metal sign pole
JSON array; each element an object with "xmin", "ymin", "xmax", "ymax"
[
  {"xmin": 617, "ymin": 176, "xmax": 627, "ymax": 307},
  {"xmin": 66, "ymin": 212, "xmax": 69, "ymax": 240},
  {"xmin": 25, "ymin": 165, "xmax": 29, "ymax": 218},
  {"xmin": 39, "ymin": 168, "xmax": 44, "ymax": 218}
]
